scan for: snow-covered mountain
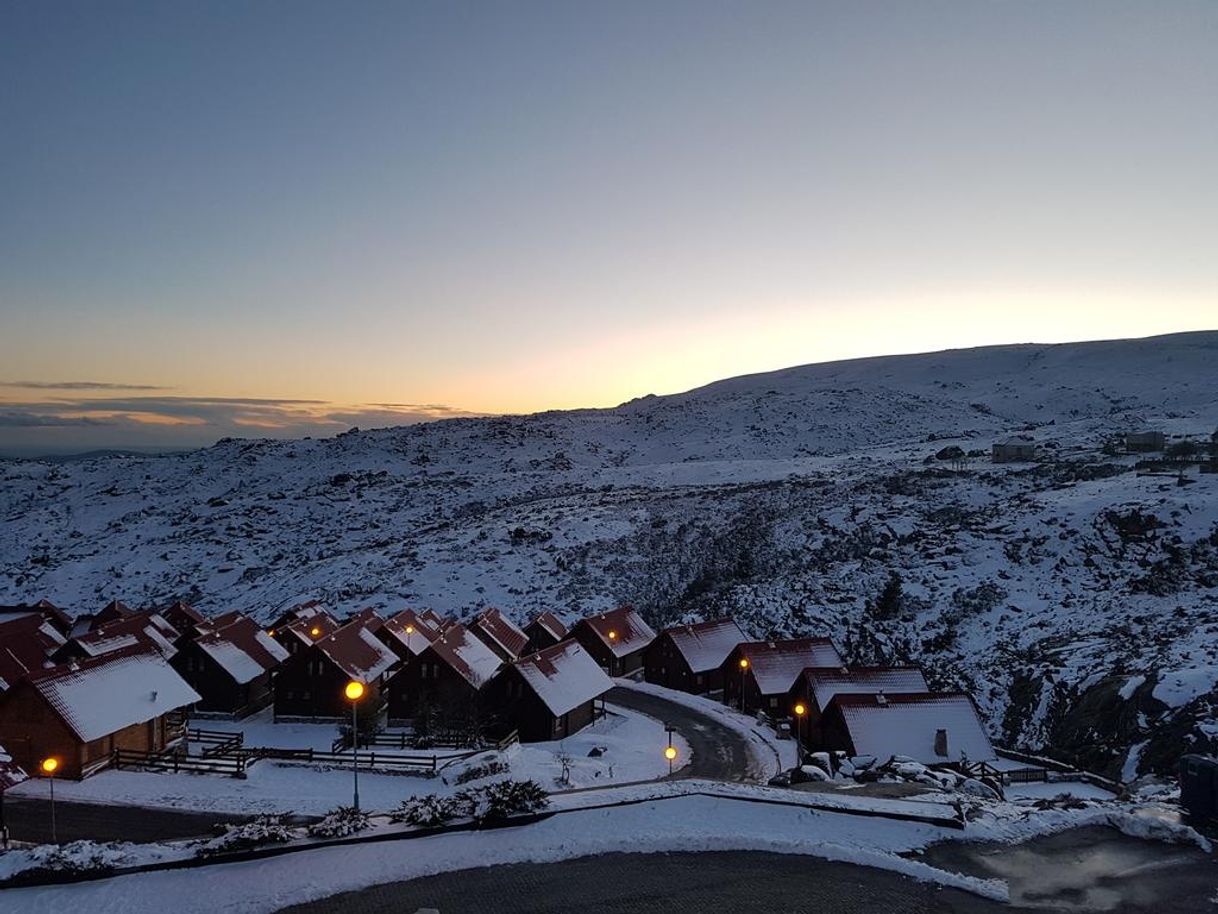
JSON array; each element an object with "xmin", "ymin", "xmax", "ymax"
[{"xmin": 3, "ymin": 330, "xmax": 1217, "ymax": 780}]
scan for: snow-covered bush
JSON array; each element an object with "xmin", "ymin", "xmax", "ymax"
[
  {"xmin": 0, "ymin": 841, "xmax": 123, "ymax": 885},
  {"xmin": 454, "ymin": 758, "xmax": 509, "ymax": 785},
  {"xmin": 389, "ymin": 793, "xmax": 470, "ymax": 827},
  {"xmin": 307, "ymin": 805, "xmax": 371, "ymax": 838},
  {"xmin": 200, "ymin": 815, "xmax": 295, "ymax": 856},
  {"xmin": 468, "ymin": 779, "xmax": 549, "ymax": 822}
]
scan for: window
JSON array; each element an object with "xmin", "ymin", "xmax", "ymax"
[{"xmin": 768, "ymin": 697, "xmax": 778, "ymax": 709}]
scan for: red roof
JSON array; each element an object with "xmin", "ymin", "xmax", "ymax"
[
  {"xmin": 279, "ymin": 612, "xmax": 341, "ymax": 646},
  {"xmin": 0, "ymin": 613, "xmax": 63, "ymax": 691},
  {"xmin": 314, "ymin": 619, "xmax": 397, "ymax": 683},
  {"xmin": 194, "ymin": 613, "xmax": 290, "ymax": 682},
  {"xmin": 469, "ymin": 608, "xmax": 529, "ymax": 660},
  {"xmin": 736, "ymin": 638, "xmax": 843, "ymax": 695},
  {"xmin": 661, "ymin": 618, "xmax": 746, "ymax": 673},
  {"xmin": 528, "ymin": 611, "xmax": 569, "ymax": 642},
  {"xmin": 829, "ymin": 691, "xmax": 995, "ymax": 764},
  {"xmin": 799, "ymin": 666, "xmax": 929, "ymax": 710},
  {"xmin": 510, "ymin": 640, "xmax": 612, "ymax": 717},
  {"xmin": 425, "ymin": 624, "xmax": 503, "ymax": 689},
  {"xmin": 269, "ymin": 600, "xmax": 334, "ymax": 632},
  {"xmin": 380, "ymin": 609, "xmax": 441, "ymax": 655},
  {"xmin": 578, "ymin": 607, "xmax": 656, "ymax": 658},
  {"xmin": 65, "ymin": 611, "xmax": 181, "ymax": 660}
]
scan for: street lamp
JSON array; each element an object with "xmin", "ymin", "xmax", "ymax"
[
  {"xmin": 738, "ymin": 657, "xmax": 750, "ymax": 712},
  {"xmin": 310, "ymin": 626, "xmax": 321, "ymax": 638},
  {"xmin": 664, "ymin": 744, "xmax": 678, "ymax": 775},
  {"xmin": 40, "ymin": 757, "xmax": 60, "ymax": 843},
  {"xmin": 344, "ymin": 680, "xmax": 365, "ymax": 811},
  {"xmin": 793, "ymin": 703, "xmax": 807, "ymax": 766}
]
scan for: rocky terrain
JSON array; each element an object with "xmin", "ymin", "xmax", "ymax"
[{"xmin": 3, "ymin": 331, "xmax": 1217, "ymax": 781}]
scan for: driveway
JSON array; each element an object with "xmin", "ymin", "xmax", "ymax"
[
  {"xmin": 606, "ymin": 686, "xmax": 755, "ymax": 781},
  {"xmin": 2, "ymin": 797, "xmax": 249, "ymax": 844}
]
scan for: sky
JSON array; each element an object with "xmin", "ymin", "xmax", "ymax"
[{"xmin": 1, "ymin": 1, "xmax": 1215, "ymax": 455}]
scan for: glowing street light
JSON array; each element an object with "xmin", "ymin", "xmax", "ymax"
[
  {"xmin": 664, "ymin": 744, "xmax": 678, "ymax": 774},
  {"xmin": 310, "ymin": 626, "xmax": 321, "ymax": 637},
  {"xmin": 607, "ymin": 630, "xmax": 617, "ymax": 641},
  {"xmin": 40, "ymin": 757, "xmax": 60, "ymax": 843},
  {"xmin": 737, "ymin": 657, "xmax": 750, "ymax": 712},
  {"xmin": 793, "ymin": 702, "xmax": 807, "ymax": 765},
  {"xmin": 344, "ymin": 680, "xmax": 365, "ymax": 811}
]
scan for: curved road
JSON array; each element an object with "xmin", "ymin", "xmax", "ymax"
[{"xmin": 606, "ymin": 686, "xmax": 756, "ymax": 781}]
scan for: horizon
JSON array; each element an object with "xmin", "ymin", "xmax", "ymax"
[{"xmin": 3, "ymin": 2, "xmax": 1216, "ymax": 454}]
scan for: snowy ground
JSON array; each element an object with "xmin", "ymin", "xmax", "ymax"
[
  {"xmin": 7, "ymin": 704, "xmax": 687, "ymax": 816},
  {"xmin": 1004, "ymin": 780, "xmax": 1117, "ymax": 801}
]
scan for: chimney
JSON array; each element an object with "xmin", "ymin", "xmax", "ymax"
[
  {"xmin": 875, "ymin": 690, "xmax": 887, "ymax": 706},
  {"xmin": 150, "ymin": 690, "xmax": 158, "ymax": 702}
]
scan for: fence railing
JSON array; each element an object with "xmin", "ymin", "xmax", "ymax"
[
  {"xmin": 238, "ymin": 746, "xmax": 439, "ymax": 774},
  {"xmin": 113, "ymin": 748, "xmax": 247, "ymax": 778}
]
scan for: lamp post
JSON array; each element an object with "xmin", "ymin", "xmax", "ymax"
[
  {"xmin": 793, "ymin": 702, "xmax": 807, "ymax": 766},
  {"xmin": 40, "ymin": 757, "xmax": 59, "ymax": 844},
  {"xmin": 664, "ymin": 744, "xmax": 677, "ymax": 775},
  {"xmin": 738, "ymin": 657, "xmax": 750, "ymax": 712},
  {"xmin": 344, "ymin": 681, "xmax": 365, "ymax": 811}
]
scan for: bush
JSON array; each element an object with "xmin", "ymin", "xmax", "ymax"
[
  {"xmin": 470, "ymin": 779, "xmax": 549, "ymax": 822},
  {"xmin": 389, "ymin": 793, "xmax": 469, "ymax": 827},
  {"xmin": 454, "ymin": 759, "xmax": 510, "ymax": 785},
  {"xmin": 0, "ymin": 841, "xmax": 122, "ymax": 885},
  {"xmin": 307, "ymin": 805, "xmax": 371, "ymax": 838},
  {"xmin": 200, "ymin": 815, "xmax": 295, "ymax": 856}
]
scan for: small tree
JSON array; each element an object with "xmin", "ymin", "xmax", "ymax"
[{"xmin": 873, "ymin": 572, "xmax": 904, "ymax": 621}]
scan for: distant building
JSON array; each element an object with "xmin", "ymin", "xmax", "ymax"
[
  {"xmin": 0, "ymin": 647, "xmax": 200, "ymax": 780},
  {"xmin": 270, "ymin": 609, "xmax": 341, "ymax": 657},
  {"xmin": 487, "ymin": 640, "xmax": 612, "ymax": 742},
  {"xmin": 0, "ymin": 612, "xmax": 66, "ymax": 695},
  {"xmin": 818, "ymin": 691, "xmax": 995, "ymax": 766},
  {"xmin": 159, "ymin": 600, "xmax": 206, "ymax": 635},
  {"xmin": 522, "ymin": 611, "xmax": 569, "ymax": 654},
  {"xmin": 468, "ymin": 608, "xmax": 530, "ymax": 662},
  {"xmin": 991, "ymin": 436, "xmax": 1036, "ymax": 463},
  {"xmin": 1125, "ymin": 430, "xmax": 1166, "ymax": 453},
  {"xmin": 376, "ymin": 608, "xmax": 441, "ymax": 663},
  {"xmin": 722, "ymin": 639, "xmax": 844, "ymax": 715},
  {"xmin": 644, "ymin": 618, "xmax": 746, "ymax": 694},
  {"xmin": 385, "ymin": 623, "xmax": 502, "ymax": 722},
  {"xmin": 789, "ymin": 665, "xmax": 929, "ymax": 748},
  {"xmin": 272, "ymin": 616, "xmax": 396, "ymax": 720},
  {"xmin": 171, "ymin": 612, "xmax": 288, "ymax": 718},
  {"xmin": 53, "ymin": 611, "xmax": 180, "ymax": 664},
  {"xmin": 571, "ymin": 607, "xmax": 657, "ymax": 677}
]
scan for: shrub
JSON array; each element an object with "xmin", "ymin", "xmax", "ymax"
[
  {"xmin": 307, "ymin": 805, "xmax": 371, "ymax": 839},
  {"xmin": 470, "ymin": 779, "xmax": 549, "ymax": 822},
  {"xmin": 390, "ymin": 793, "xmax": 469, "ymax": 827},
  {"xmin": 0, "ymin": 841, "xmax": 122, "ymax": 885},
  {"xmin": 454, "ymin": 759, "xmax": 510, "ymax": 785},
  {"xmin": 200, "ymin": 815, "xmax": 295, "ymax": 856}
]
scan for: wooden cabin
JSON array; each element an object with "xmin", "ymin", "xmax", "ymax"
[
  {"xmin": 722, "ymin": 638, "xmax": 843, "ymax": 715},
  {"xmin": 788, "ymin": 665, "xmax": 929, "ymax": 749},
  {"xmin": 0, "ymin": 612, "xmax": 66, "ymax": 696},
  {"xmin": 819, "ymin": 691, "xmax": 995, "ymax": 766},
  {"xmin": 270, "ymin": 610, "xmax": 341, "ymax": 658},
  {"xmin": 487, "ymin": 641, "xmax": 611, "ymax": 742},
  {"xmin": 522, "ymin": 611, "xmax": 569, "ymax": 654},
  {"xmin": 53, "ymin": 611, "xmax": 180, "ymax": 664},
  {"xmin": 571, "ymin": 607, "xmax": 656, "ymax": 677},
  {"xmin": 171, "ymin": 612, "xmax": 289, "ymax": 717},
  {"xmin": 468, "ymin": 608, "xmax": 529, "ymax": 662},
  {"xmin": 385, "ymin": 623, "xmax": 501, "ymax": 722},
  {"xmin": 644, "ymin": 618, "xmax": 745, "ymax": 694},
  {"xmin": 272, "ymin": 617, "xmax": 396, "ymax": 720},
  {"xmin": 0, "ymin": 647, "xmax": 200, "ymax": 780},
  {"xmin": 991, "ymin": 436, "xmax": 1036, "ymax": 463},
  {"xmin": 159, "ymin": 600, "xmax": 206, "ymax": 635},
  {"xmin": 376, "ymin": 609, "xmax": 441, "ymax": 663}
]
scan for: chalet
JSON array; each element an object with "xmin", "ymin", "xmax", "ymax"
[
  {"xmin": 271, "ymin": 610, "xmax": 341, "ymax": 657},
  {"xmin": 54, "ymin": 611, "xmax": 180, "ymax": 664},
  {"xmin": 267, "ymin": 600, "xmax": 334, "ymax": 636},
  {"xmin": 723, "ymin": 638, "xmax": 844, "ymax": 715},
  {"xmin": 343, "ymin": 606, "xmax": 385, "ymax": 634},
  {"xmin": 273, "ymin": 617, "xmax": 397, "ymax": 720},
  {"xmin": 0, "ymin": 600, "xmax": 72, "ymax": 637},
  {"xmin": 0, "ymin": 647, "xmax": 200, "ymax": 780},
  {"xmin": 0, "ymin": 612, "xmax": 65, "ymax": 693},
  {"xmin": 571, "ymin": 607, "xmax": 656, "ymax": 677},
  {"xmin": 419, "ymin": 609, "xmax": 450, "ymax": 630},
  {"xmin": 487, "ymin": 641, "xmax": 612, "ymax": 742},
  {"xmin": 788, "ymin": 665, "xmax": 929, "ymax": 748},
  {"xmin": 1125, "ymin": 430, "xmax": 1167, "ymax": 453},
  {"xmin": 991, "ymin": 436, "xmax": 1036, "ymax": 463},
  {"xmin": 386, "ymin": 623, "xmax": 502, "ymax": 722},
  {"xmin": 377, "ymin": 609, "xmax": 441, "ymax": 662},
  {"xmin": 644, "ymin": 618, "xmax": 746, "ymax": 694},
  {"xmin": 171, "ymin": 613, "xmax": 289, "ymax": 717},
  {"xmin": 819, "ymin": 692, "xmax": 995, "ymax": 766},
  {"xmin": 523, "ymin": 611, "xmax": 569, "ymax": 653},
  {"xmin": 93, "ymin": 599, "xmax": 137, "ymax": 627},
  {"xmin": 159, "ymin": 600, "xmax": 206, "ymax": 635},
  {"xmin": 468, "ymin": 608, "xmax": 529, "ymax": 662}
]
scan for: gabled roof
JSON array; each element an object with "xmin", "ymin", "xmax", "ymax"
[
  {"xmin": 577, "ymin": 607, "xmax": 656, "ymax": 658},
  {"xmin": 28, "ymin": 647, "xmax": 201, "ymax": 742},
  {"xmin": 268, "ymin": 600, "xmax": 334, "ymax": 632},
  {"xmin": 800, "ymin": 666, "xmax": 929, "ymax": 710},
  {"xmin": 527, "ymin": 611, "xmax": 568, "ymax": 642},
  {"xmin": 94, "ymin": 599, "xmax": 137, "ymax": 626},
  {"xmin": 831, "ymin": 692, "xmax": 995, "ymax": 764},
  {"xmin": 0, "ymin": 741, "xmax": 27, "ymax": 791},
  {"xmin": 280, "ymin": 612, "xmax": 341, "ymax": 646},
  {"xmin": 736, "ymin": 639, "xmax": 844, "ymax": 695},
  {"xmin": 314, "ymin": 619, "xmax": 397, "ymax": 684},
  {"xmin": 345, "ymin": 607, "xmax": 384, "ymax": 631},
  {"xmin": 469, "ymin": 608, "xmax": 529, "ymax": 660},
  {"xmin": 420, "ymin": 609, "xmax": 453, "ymax": 632},
  {"xmin": 0, "ymin": 600, "xmax": 71, "ymax": 634},
  {"xmin": 0, "ymin": 613, "xmax": 63, "ymax": 692},
  {"xmin": 68, "ymin": 611, "xmax": 180, "ymax": 660},
  {"xmin": 510, "ymin": 640, "xmax": 612, "ymax": 718},
  {"xmin": 380, "ymin": 609, "xmax": 440, "ymax": 656},
  {"xmin": 426, "ymin": 624, "xmax": 502, "ymax": 689},
  {"xmin": 160, "ymin": 600, "xmax": 205, "ymax": 627},
  {"xmin": 195, "ymin": 614, "xmax": 289, "ymax": 684},
  {"xmin": 662, "ymin": 618, "xmax": 746, "ymax": 673}
]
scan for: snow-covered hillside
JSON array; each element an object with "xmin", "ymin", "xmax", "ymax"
[{"xmin": 3, "ymin": 331, "xmax": 1217, "ymax": 779}]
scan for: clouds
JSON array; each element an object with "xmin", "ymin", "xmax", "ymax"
[
  {"xmin": 0, "ymin": 380, "xmax": 171, "ymax": 391},
  {"xmin": 0, "ymin": 394, "xmax": 482, "ymax": 456}
]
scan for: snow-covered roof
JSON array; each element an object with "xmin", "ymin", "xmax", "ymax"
[
  {"xmin": 511, "ymin": 640, "xmax": 612, "ymax": 717},
  {"xmin": 315, "ymin": 620, "xmax": 397, "ymax": 684},
  {"xmin": 30, "ymin": 648, "xmax": 201, "ymax": 742},
  {"xmin": 832, "ymin": 692, "xmax": 995, "ymax": 764},
  {"xmin": 380, "ymin": 609, "xmax": 441, "ymax": 656},
  {"xmin": 428, "ymin": 624, "xmax": 503, "ymax": 689},
  {"xmin": 528, "ymin": 611, "xmax": 568, "ymax": 642},
  {"xmin": 578, "ymin": 607, "xmax": 656, "ymax": 658},
  {"xmin": 995, "ymin": 436, "xmax": 1035, "ymax": 447},
  {"xmin": 0, "ymin": 741, "xmax": 26, "ymax": 791},
  {"xmin": 801, "ymin": 666, "xmax": 929, "ymax": 711},
  {"xmin": 470, "ymin": 607, "xmax": 529, "ymax": 659},
  {"xmin": 0, "ymin": 613, "xmax": 63, "ymax": 691},
  {"xmin": 195, "ymin": 614, "xmax": 289, "ymax": 684},
  {"xmin": 738, "ymin": 639, "xmax": 844, "ymax": 695},
  {"xmin": 70, "ymin": 611, "xmax": 180, "ymax": 660},
  {"xmin": 662, "ymin": 618, "xmax": 746, "ymax": 673},
  {"xmin": 280, "ymin": 612, "xmax": 340, "ymax": 645}
]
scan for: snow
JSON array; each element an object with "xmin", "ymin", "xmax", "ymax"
[
  {"xmin": 196, "ymin": 638, "xmax": 266, "ymax": 685},
  {"xmin": 1152, "ymin": 667, "xmax": 1217, "ymax": 709},
  {"xmin": 1004, "ymin": 780, "xmax": 1117, "ymax": 801},
  {"xmin": 579, "ymin": 607, "xmax": 656, "ymax": 658},
  {"xmin": 512, "ymin": 641, "xmax": 612, "ymax": 717},
  {"xmin": 804, "ymin": 666, "xmax": 929, "ymax": 709},
  {"xmin": 1118, "ymin": 674, "xmax": 1145, "ymax": 701},
  {"xmin": 742, "ymin": 639, "xmax": 844, "ymax": 695},
  {"xmin": 430, "ymin": 624, "xmax": 502, "ymax": 687},
  {"xmin": 835, "ymin": 693, "xmax": 995, "ymax": 765},
  {"xmin": 253, "ymin": 630, "xmax": 289, "ymax": 662},
  {"xmin": 663, "ymin": 618, "xmax": 746, "ymax": 673},
  {"xmin": 34, "ymin": 652, "xmax": 201, "ymax": 742}
]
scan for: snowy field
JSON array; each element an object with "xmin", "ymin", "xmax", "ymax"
[{"xmin": 8, "ymin": 703, "xmax": 688, "ymax": 816}]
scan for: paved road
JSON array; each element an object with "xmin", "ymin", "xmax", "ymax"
[
  {"xmin": 606, "ymin": 686, "xmax": 756, "ymax": 781},
  {"xmin": 277, "ymin": 850, "xmax": 1003, "ymax": 914},
  {"xmin": 3, "ymin": 797, "xmax": 249, "ymax": 844}
]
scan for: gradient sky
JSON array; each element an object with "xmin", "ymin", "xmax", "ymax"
[{"xmin": 1, "ymin": 1, "xmax": 1215, "ymax": 454}]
